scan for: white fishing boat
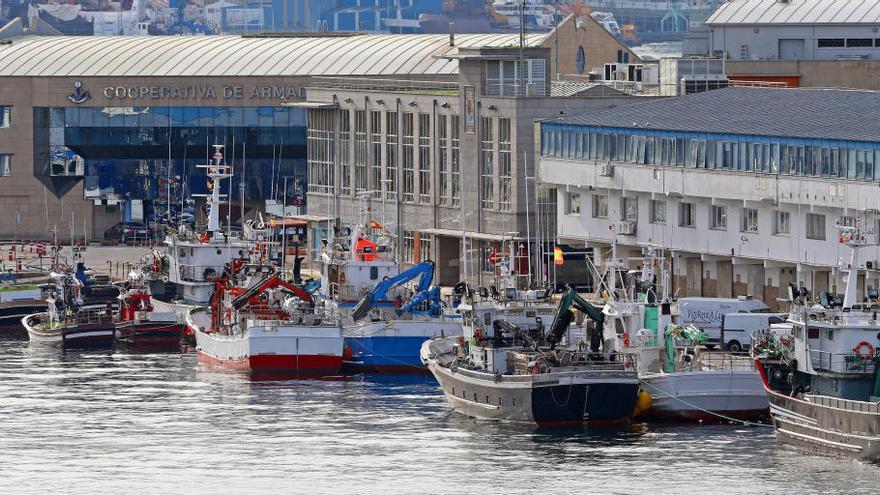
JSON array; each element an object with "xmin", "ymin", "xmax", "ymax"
[
  {"xmin": 598, "ymin": 243, "xmax": 768, "ymax": 422},
  {"xmin": 140, "ymin": 146, "xmax": 256, "ymax": 317},
  {"xmin": 187, "ymin": 259, "xmax": 344, "ymax": 378},
  {"xmin": 752, "ymin": 221, "xmax": 880, "ymax": 459}
]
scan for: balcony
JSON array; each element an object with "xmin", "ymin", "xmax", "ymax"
[
  {"xmin": 483, "ymin": 81, "xmax": 547, "ymax": 98},
  {"xmin": 308, "ymin": 77, "xmax": 459, "ymax": 95}
]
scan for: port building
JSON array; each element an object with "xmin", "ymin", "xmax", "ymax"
[
  {"xmin": 706, "ymin": 0, "xmax": 880, "ymax": 89},
  {"xmin": 0, "ymin": 13, "xmax": 635, "ymax": 242},
  {"xmin": 539, "ymin": 86, "xmax": 880, "ymax": 309}
]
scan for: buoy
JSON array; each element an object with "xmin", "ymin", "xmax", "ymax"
[{"xmin": 632, "ymin": 390, "xmax": 653, "ymax": 418}]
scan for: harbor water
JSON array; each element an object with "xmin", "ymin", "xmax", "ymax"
[{"xmin": 0, "ymin": 338, "xmax": 877, "ymax": 494}]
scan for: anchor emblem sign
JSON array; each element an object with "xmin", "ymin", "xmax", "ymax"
[{"xmin": 67, "ymin": 80, "xmax": 91, "ymax": 104}]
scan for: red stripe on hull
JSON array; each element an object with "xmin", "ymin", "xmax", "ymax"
[
  {"xmin": 638, "ymin": 408, "xmax": 770, "ymax": 423},
  {"xmin": 198, "ymin": 351, "xmax": 342, "ymax": 377},
  {"xmin": 535, "ymin": 418, "xmax": 632, "ymax": 428}
]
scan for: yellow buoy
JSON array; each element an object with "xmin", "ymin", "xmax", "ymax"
[{"xmin": 631, "ymin": 390, "xmax": 653, "ymax": 418}]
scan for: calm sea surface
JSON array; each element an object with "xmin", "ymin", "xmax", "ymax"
[{"xmin": 1, "ymin": 338, "xmax": 877, "ymax": 494}]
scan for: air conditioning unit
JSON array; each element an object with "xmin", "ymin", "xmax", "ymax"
[
  {"xmin": 599, "ymin": 163, "xmax": 615, "ymax": 177},
  {"xmin": 618, "ymin": 220, "xmax": 637, "ymax": 235}
]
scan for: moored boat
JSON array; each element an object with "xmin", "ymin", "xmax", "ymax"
[
  {"xmin": 188, "ymin": 263, "xmax": 344, "ymax": 378},
  {"xmin": 751, "ymin": 222, "xmax": 880, "ymax": 459},
  {"xmin": 421, "ymin": 286, "xmax": 640, "ymax": 426}
]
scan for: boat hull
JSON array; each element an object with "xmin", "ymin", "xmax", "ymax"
[
  {"xmin": 189, "ymin": 309, "xmax": 344, "ymax": 378},
  {"xmin": 639, "ymin": 370, "xmax": 769, "ymax": 422},
  {"xmin": 755, "ymin": 360, "xmax": 880, "ymax": 459},
  {"xmin": 22, "ymin": 313, "xmax": 117, "ymax": 348},
  {"xmin": 344, "ymin": 319, "xmax": 462, "ymax": 373},
  {"xmin": 427, "ymin": 360, "xmax": 639, "ymax": 426},
  {"xmin": 117, "ymin": 320, "xmax": 188, "ymax": 351}
]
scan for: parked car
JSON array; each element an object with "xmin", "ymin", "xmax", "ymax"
[{"xmin": 103, "ymin": 222, "xmax": 152, "ymax": 244}]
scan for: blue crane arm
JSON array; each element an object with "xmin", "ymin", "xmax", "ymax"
[
  {"xmin": 351, "ymin": 260, "xmax": 435, "ymax": 321},
  {"xmin": 396, "ymin": 286, "xmax": 441, "ymax": 316}
]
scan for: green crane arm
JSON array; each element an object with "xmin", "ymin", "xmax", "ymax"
[{"xmin": 547, "ymin": 287, "xmax": 605, "ymax": 349}]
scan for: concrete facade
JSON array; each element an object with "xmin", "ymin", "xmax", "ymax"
[{"xmin": 539, "ymin": 88, "xmax": 880, "ymax": 310}]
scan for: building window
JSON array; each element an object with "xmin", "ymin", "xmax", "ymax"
[
  {"xmin": 354, "ymin": 110, "xmax": 368, "ymax": 193},
  {"xmin": 498, "ymin": 118, "xmax": 512, "ymax": 211},
  {"xmin": 710, "ymin": 205, "xmax": 727, "ymax": 230},
  {"xmin": 402, "ymin": 230, "xmax": 414, "ymax": 263},
  {"xmin": 385, "ymin": 112, "xmax": 398, "ymax": 200},
  {"xmin": 339, "ymin": 110, "xmax": 351, "ymax": 196},
  {"xmin": 418, "ymin": 113, "xmax": 431, "ymax": 203},
  {"xmin": 774, "ymin": 210, "xmax": 791, "ymax": 236},
  {"xmin": 402, "ymin": 113, "xmax": 415, "ymax": 202},
  {"xmin": 420, "ymin": 234, "xmax": 432, "ymax": 263},
  {"xmin": 817, "ymin": 38, "xmax": 845, "ymax": 48},
  {"xmin": 0, "ymin": 106, "xmax": 10, "ymax": 128},
  {"xmin": 847, "ymin": 38, "xmax": 873, "ymax": 48},
  {"xmin": 306, "ymin": 109, "xmax": 334, "ymax": 194},
  {"xmin": 741, "ymin": 207, "xmax": 759, "ymax": 233},
  {"xmin": 806, "ymin": 213, "xmax": 825, "ymax": 240},
  {"xmin": 438, "ymin": 114, "xmax": 449, "ymax": 205},
  {"xmin": 621, "ymin": 197, "xmax": 638, "ymax": 221},
  {"xmin": 370, "ymin": 111, "xmax": 382, "ymax": 198},
  {"xmin": 480, "ymin": 117, "xmax": 494, "ymax": 209},
  {"xmin": 679, "ymin": 202, "xmax": 695, "ymax": 228},
  {"xmin": 451, "ymin": 116, "xmax": 461, "ymax": 206},
  {"xmin": 649, "ymin": 199, "xmax": 666, "ymax": 224},
  {"xmin": 565, "ymin": 192, "xmax": 581, "ymax": 215},
  {"xmin": 592, "ymin": 194, "xmax": 608, "ymax": 219}
]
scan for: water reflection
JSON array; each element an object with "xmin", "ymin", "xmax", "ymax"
[{"xmin": 0, "ymin": 339, "xmax": 878, "ymax": 494}]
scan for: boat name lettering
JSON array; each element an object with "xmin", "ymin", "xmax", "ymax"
[{"xmin": 101, "ymin": 85, "xmax": 300, "ymax": 101}]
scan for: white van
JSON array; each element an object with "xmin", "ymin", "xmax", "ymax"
[
  {"xmin": 676, "ymin": 297, "xmax": 771, "ymax": 345},
  {"xmin": 720, "ymin": 312, "xmax": 787, "ymax": 352}
]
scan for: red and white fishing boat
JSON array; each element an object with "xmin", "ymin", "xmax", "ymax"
[
  {"xmin": 114, "ymin": 272, "xmax": 188, "ymax": 350},
  {"xmin": 187, "ymin": 261, "xmax": 343, "ymax": 377}
]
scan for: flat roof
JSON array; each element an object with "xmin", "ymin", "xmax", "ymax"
[
  {"xmin": 706, "ymin": 0, "xmax": 880, "ymax": 26},
  {"xmin": 0, "ymin": 33, "xmax": 545, "ymax": 78},
  {"xmin": 549, "ymin": 86, "xmax": 880, "ymax": 143}
]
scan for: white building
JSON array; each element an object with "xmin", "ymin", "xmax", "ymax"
[
  {"xmin": 539, "ymin": 86, "xmax": 880, "ymax": 309},
  {"xmin": 707, "ymin": 0, "xmax": 880, "ymax": 61}
]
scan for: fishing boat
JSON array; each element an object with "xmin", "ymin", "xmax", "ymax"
[
  {"xmin": 317, "ymin": 192, "xmax": 461, "ymax": 373},
  {"xmin": 751, "ymin": 222, "xmax": 880, "ymax": 460},
  {"xmin": 114, "ymin": 271, "xmax": 187, "ymax": 350},
  {"xmin": 140, "ymin": 145, "xmax": 256, "ymax": 316},
  {"xmin": 187, "ymin": 259, "xmax": 344, "ymax": 378},
  {"xmin": 22, "ymin": 297, "xmax": 118, "ymax": 348},
  {"xmin": 347, "ymin": 259, "xmax": 460, "ymax": 373},
  {"xmin": 598, "ymin": 244, "xmax": 768, "ymax": 422},
  {"xmin": 421, "ymin": 286, "xmax": 640, "ymax": 426}
]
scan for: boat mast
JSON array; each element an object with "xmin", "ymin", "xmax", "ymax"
[{"xmin": 198, "ymin": 145, "xmax": 232, "ymax": 241}]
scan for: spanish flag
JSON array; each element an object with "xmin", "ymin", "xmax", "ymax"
[
  {"xmin": 554, "ymin": 246, "xmax": 564, "ymax": 266},
  {"xmin": 369, "ymin": 220, "xmax": 383, "ymax": 230}
]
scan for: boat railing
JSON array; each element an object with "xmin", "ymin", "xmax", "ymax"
[
  {"xmin": 697, "ymin": 351, "xmax": 757, "ymax": 372},
  {"xmin": 806, "ymin": 394, "xmax": 880, "ymax": 414},
  {"xmin": 809, "ymin": 349, "xmax": 878, "ymax": 375}
]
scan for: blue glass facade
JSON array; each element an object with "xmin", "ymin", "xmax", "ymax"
[
  {"xmin": 541, "ymin": 123, "xmax": 880, "ymax": 181},
  {"xmin": 33, "ymin": 106, "xmax": 307, "ymax": 219}
]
